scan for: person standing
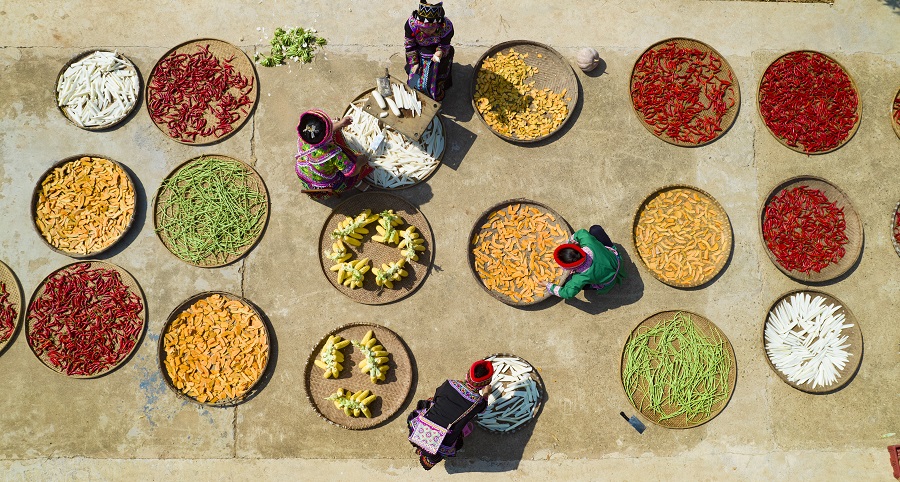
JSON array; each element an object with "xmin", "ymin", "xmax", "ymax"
[{"xmin": 404, "ymin": 1, "xmax": 455, "ymax": 101}]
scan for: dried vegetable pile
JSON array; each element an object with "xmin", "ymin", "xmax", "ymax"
[
  {"xmin": 634, "ymin": 188, "xmax": 729, "ymax": 286},
  {"xmin": 893, "ymin": 90, "xmax": 900, "ymax": 134},
  {"xmin": 57, "ymin": 51, "xmax": 140, "ymax": 128},
  {"xmin": 35, "ymin": 157, "xmax": 135, "ymax": 256},
  {"xmin": 474, "ymin": 49, "xmax": 570, "ymax": 140},
  {"xmin": 894, "ymin": 206, "xmax": 900, "ymax": 247},
  {"xmin": 162, "ymin": 294, "xmax": 268, "ymax": 404},
  {"xmin": 762, "ymin": 186, "xmax": 847, "ymax": 274},
  {"xmin": 0, "ymin": 282, "xmax": 17, "ymax": 344},
  {"xmin": 156, "ymin": 157, "xmax": 267, "ymax": 266},
  {"xmin": 759, "ymin": 52, "xmax": 859, "ymax": 153},
  {"xmin": 471, "ymin": 204, "xmax": 568, "ymax": 303},
  {"xmin": 148, "ymin": 43, "xmax": 255, "ymax": 143},
  {"xmin": 477, "ymin": 356, "xmax": 541, "ymax": 432},
  {"xmin": 27, "ymin": 263, "xmax": 144, "ymax": 377},
  {"xmin": 631, "ymin": 41, "xmax": 737, "ymax": 145},
  {"xmin": 622, "ymin": 312, "xmax": 732, "ymax": 426}
]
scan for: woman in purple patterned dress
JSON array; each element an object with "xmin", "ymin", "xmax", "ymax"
[{"xmin": 404, "ymin": 1, "xmax": 454, "ymax": 101}]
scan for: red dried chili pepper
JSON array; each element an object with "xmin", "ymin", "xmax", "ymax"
[
  {"xmin": 762, "ymin": 186, "xmax": 849, "ymax": 274},
  {"xmin": 892, "ymin": 91, "xmax": 900, "ymax": 129},
  {"xmin": 26, "ymin": 263, "xmax": 143, "ymax": 377},
  {"xmin": 893, "ymin": 208, "xmax": 900, "ymax": 246},
  {"xmin": 0, "ymin": 282, "xmax": 16, "ymax": 343}
]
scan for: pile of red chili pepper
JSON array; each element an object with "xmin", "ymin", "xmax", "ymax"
[
  {"xmin": 759, "ymin": 52, "xmax": 859, "ymax": 153},
  {"xmin": 763, "ymin": 186, "xmax": 848, "ymax": 274},
  {"xmin": 893, "ymin": 91, "xmax": 900, "ymax": 128},
  {"xmin": 27, "ymin": 263, "xmax": 144, "ymax": 377},
  {"xmin": 893, "ymin": 207, "xmax": 900, "ymax": 246},
  {"xmin": 631, "ymin": 42, "xmax": 736, "ymax": 145},
  {"xmin": 0, "ymin": 282, "xmax": 16, "ymax": 343},
  {"xmin": 148, "ymin": 44, "xmax": 254, "ymax": 143}
]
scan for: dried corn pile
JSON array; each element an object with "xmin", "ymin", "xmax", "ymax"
[
  {"xmin": 635, "ymin": 188, "xmax": 728, "ymax": 286},
  {"xmin": 35, "ymin": 157, "xmax": 135, "ymax": 255},
  {"xmin": 163, "ymin": 294, "xmax": 268, "ymax": 404},
  {"xmin": 474, "ymin": 49, "xmax": 569, "ymax": 140},
  {"xmin": 472, "ymin": 204, "xmax": 568, "ymax": 303}
]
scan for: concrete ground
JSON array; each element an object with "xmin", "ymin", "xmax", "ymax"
[{"xmin": 1, "ymin": 1, "xmax": 899, "ymax": 480}]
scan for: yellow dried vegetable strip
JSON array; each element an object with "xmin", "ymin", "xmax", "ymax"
[
  {"xmin": 35, "ymin": 157, "xmax": 135, "ymax": 255},
  {"xmin": 635, "ymin": 188, "xmax": 727, "ymax": 284},
  {"xmin": 162, "ymin": 294, "xmax": 268, "ymax": 404}
]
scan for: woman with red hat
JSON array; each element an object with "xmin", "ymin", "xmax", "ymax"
[
  {"xmin": 407, "ymin": 360, "xmax": 494, "ymax": 470},
  {"xmin": 541, "ymin": 225, "xmax": 624, "ymax": 299}
]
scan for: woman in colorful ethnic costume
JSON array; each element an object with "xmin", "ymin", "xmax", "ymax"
[
  {"xmin": 404, "ymin": 1, "xmax": 454, "ymax": 101},
  {"xmin": 294, "ymin": 109, "xmax": 372, "ymax": 199},
  {"xmin": 407, "ymin": 361, "xmax": 493, "ymax": 470},
  {"xmin": 541, "ymin": 225, "xmax": 625, "ymax": 299}
]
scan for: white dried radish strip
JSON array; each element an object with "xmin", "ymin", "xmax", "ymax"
[
  {"xmin": 764, "ymin": 293, "xmax": 853, "ymax": 389},
  {"xmin": 476, "ymin": 355, "xmax": 541, "ymax": 432},
  {"xmin": 342, "ymin": 100, "xmax": 443, "ymax": 189},
  {"xmin": 57, "ymin": 51, "xmax": 139, "ymax": 128}
]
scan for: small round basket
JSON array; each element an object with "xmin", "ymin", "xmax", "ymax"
[
  {"xmin": 620, "ymin": 310, "xmax": 736, "ymax": 429},
  {"xmin": 629, "ymin": 38, "xmax": 740, "ymax": 147},
  {"xmin": 303, "ymin": 322, "xmax": 414, "ymax": 430},
  {"xmin": 759, "ymin": 176, "xmax": 863, "ymax": 283},
  {"xmin": 318, "ymin": 192, "xmax": 434, "ymax": 304},
  {"xmin": 890, "ymin": 201, "xmax": 900, "ymax": 258},
  {"xmin": 0, "ymin": 260, "xmax": 23, "ymax": 356},
  {"xmin": 153, "ymin": 154, "xmax": 269, "ymax": 268},
  {"xmin": 25, "ymin": 261, "xmax": 146, "ymax": 378},
  {"xmin": 55, "ymin": 49, "xmax": 142, "ymax": 131},
  {"xmin": 470, "ymin": 40, "xmax": 578, "ymax": 143},
  {"xmin": 32, "ymin": 155, "xmax": 137, "ymax": 258},
  {"xmin": 631, "ymin": 184, "xmax": 733, "ymax": 288},
  {"xmin": 467, "ymin": 199, "xmax": 572, "ymax": 306},
  {"xmin": 157, "ymin": 291, "xmax": 271, "ymax": 407},
  {"xmin": 146, "ymin": 38, "xmax": 258, "ymax": 145},
  {"xmin": 475, "ymin": 353, "xmax": 545, "ymax": 434},
  {"xmin": 762, "ymin": 289, "xmax": 862, "ymax": 394},
  {"xmin": 891, "ymin": 86, "xmax": 900, "ymax": 140}
]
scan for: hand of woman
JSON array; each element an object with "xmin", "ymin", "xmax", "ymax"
[
  {"xmin": 480, "ymin": 385, "xmax": 492, "ymax": 397},
  {"xmin": 334, "ymin": 116, "xmax": 352, "ymax": 130}
]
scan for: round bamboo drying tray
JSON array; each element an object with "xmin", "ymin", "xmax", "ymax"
[
  {"xmin": 470, "ymin": 40, "xmax": 578, "ymax": 143},
  {"xmin": 146, "ymin": 38, "xmax": 258, "ymax": 145},
  {"xmin": 0, "ymin": 260, "xmax": 22, "ymax": 355},
  {"xmin": 631, "ymin": 184, "xmax": 732, "ymax": 288},
  {"xmin": 763, "ymin": 289, "xmax": 862, "ymax": 394},
  {"xmin": 467, "ymin": 199, "xmax": 572, "ymax": 306},
  {"xmin": 620, "ymin": 311, "xmax": 736, "ymax": 429},
  {"xmin": 32, "ymin": 155, "xmax": 137, "ymax": 258},
  {"xmin": 158, "ymin": 291, "xmax": 270, "ymax": 407},
  {"xmin": 318, "ymin": 192, "xmax": 433, "ymax": 304},
  {"xmin": 344, "ymin": 88, "xmax": 446, "ymax": 191},
  {"xmin": 55, "ymin": 49, "xmax": 142, "ymax": 131},
  {"xmin": 25, "ymin": 261, "xmax": 146, "ymax": 378},
  {"xmin": 629, "ymin": 38, "xmax": 740, "ymax": 147},
  {"xmin": 153, "ymin": 154, "xmax": 269, "ymax": 268},
  {"xmin": 759, "ymin": 176, "xmax": 862, "ymax": 283},
  {"xmin": 476, "ymin": 353, "xmax": 545, "ymax": 434},
  {"xmin": 892, "ymin": 86, "xmax": 900, "ymax": 140},
  {"xmin": 891, "ymin": 201, "xmax": 900, "ymax": 258},
  {"xmin": 304, "ymin": 323, "xmax": 413, "ymax": 430},
  {"xmin": 757, "ymin": 51, "xmax": 861, "ymax": 155}
]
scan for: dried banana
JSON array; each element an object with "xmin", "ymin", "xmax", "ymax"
[
  {"xmin": 325, "ymin": 239, "xmax": 351, "ymax": 263},
  {"xmin": 331, "ymin": 209, "xmax": 379, "ymax": 246},
  {"xmin": 330, "ymin": 257, "xmax": 370, "ymax": 289},
  {"xmin": 354, "ymin": 330, "xmax": 391, "ymax": 383},
  {"xmin": 313, "ymin": 335, "xmax": 351, "ymax": 378},
  {"xmin": 371, "ymin": 210, "xmax": 403, "ymax": 245},
  {"xmin": 373, "ymin": 259, "xmax": 409, "ymax": 289},
  {"xmin": 398, "ymin": 226, "xmax": 426, "ymax": 262},
  {"xmin": 325, "ymin": 388, "xmax": 378, "ymax": 418}
]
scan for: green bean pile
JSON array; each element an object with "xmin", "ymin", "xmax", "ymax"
[
  {"xmin": 622, "ymin": 312, "xmax": 732, "ymax": 425},
  {"xmin": 156, "ymin": 157, "xmax": 267, "ymax": 265}
]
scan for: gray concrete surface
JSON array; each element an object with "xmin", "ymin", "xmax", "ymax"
[{"xmin": 1, "ymin": 0, "xmax": 899, "ymax": 480}]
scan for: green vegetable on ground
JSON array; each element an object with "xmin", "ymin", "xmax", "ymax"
[{"xmin": 255, "ymin": 27, "xmax": 327, "ymax": 67}]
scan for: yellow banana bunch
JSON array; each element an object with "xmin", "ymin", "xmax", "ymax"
[
  {"xmin": 373, "ymin": 259, "xmax": 409, "ymax": 289},
  {"xmin": 331, "ymin": 209, "xmax": 379, "ymax": 246},
  {"xmin": 398, "ymin": 226, "xmax": 426, "ymax": 262},
  {"xmin": 371, "ymin": 210, "xmax": 404, "ymax": 245},
  {"xmin": 325, "ymin": 388, "xmax": 379, "ymax": 418},
  {"xmin": 324, "ymin": 239, "xmax": 351, "ymax": 263},
  {"xmin": 313, "ymin": 335, "xmax": 351, "ymax": 378},
  {"xmin": 329, "ymin": 257, "xmax": 370, "ymax": 289},
  {"xmin": 353, "ymin": 330, "xmax": 391, "ymax": 383}
]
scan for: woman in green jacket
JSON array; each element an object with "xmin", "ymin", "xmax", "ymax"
[{"xmin": 542, "ymin": 225, "xmax": 623, "ymax": 299}]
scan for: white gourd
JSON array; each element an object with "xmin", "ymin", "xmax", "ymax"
[{"xmin": 576, "ymin": 47, "xmax": 600, "ymax": 72}]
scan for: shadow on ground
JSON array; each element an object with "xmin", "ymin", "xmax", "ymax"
[{"xmin": 564, "ymin": 244, "xmax": 645, "ymax": 315}]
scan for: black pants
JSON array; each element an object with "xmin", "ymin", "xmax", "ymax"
[{"xmin": 589, "ymin": 225, "xmax": 613, "ymax": 248}]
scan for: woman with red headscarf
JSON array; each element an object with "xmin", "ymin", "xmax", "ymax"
[
  {"xmin": 541, "ymin": 225, "xmax": 624, "ymax": 299},
  {"xmin": 294, "ymin": 109, "xmax": 372, "ymax": 199},
  {"xmin": 407, "ymin": 360, "xmax": 493, "ymax": 470}
]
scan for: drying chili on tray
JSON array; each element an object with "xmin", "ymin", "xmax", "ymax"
[
  {"xmin": 762, "ymin": 186, "xmax": 848, "ymax": 275},
  {"xmin": 630, "ymin": 41, "xmax": 736, "ymax": 145},
  {"xmin": 893, "ymin": 208, "xmax": 900, "ymax": 246},
  {"xmin": 0, "ymin": 282, "xmax": 16, "ymax": 343},
  {"xmin": 27, "ymin": 263, "xmax": 143, "ymax": 377},
  {"xmin": 147, "ymin": 43, "xmax": 254, "ymax": 143},
  {"xmin": 893, "ymin": 91, "xmax": 900, "ymax": 128},
  {"xmin": 759, "ymin": 52, "xmax": 859, "ymax": 154}
]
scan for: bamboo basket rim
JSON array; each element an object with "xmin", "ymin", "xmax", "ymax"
[
  {"xmin": 891, "ymin": 200, "xmax": 900, "ymax": 258},
  {"xmin": 891, "ymin": 86, "xmax": 900, "ymax": 140},
  {"xmin": 0, "ymin": 260, "xmax": 22, "ymax": 356}
]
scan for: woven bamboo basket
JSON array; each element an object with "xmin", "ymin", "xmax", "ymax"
[
  {"xmin": 55, "ymin": 49, "xmax": 142, "ymax": 131},
  {"xmin": 304, "ymin": 323, "xmax": 414, "ymax": 430},
  {"xmin": 158, "ymin": 291, "xmax": 271, "ymax": 407},
  {"xmin": 0, "ymin": 260, "xmax": 22, "ymax": 356},
  {"xmin": 146, "ymin": 38, "xmax": 258, "ymax": 145},
  {"xmin": 891, "ymin": 201, "xmax": 900, "ymax": 258},
  {"xmin": 25, "ymin": 261, "xmax": 146, "ymax": 378},
  {"xmin": 475, "ymin": 353, "xmax": 545, "ymax": 434},
  {"xmin": 620, "ymin": 311, "xmax": 736, "ymax": 429},
  {"xmin": 629, "ymin": 38, "xmax": 741, "ymax": 147},
  {"xmin": 759, "ymin": 176, "xmax": 863, "ymax": 283},
  {"xmin": 762, "ymin": 289, "xmax": 862, "ymax": 394},
  {"xmin": 892, "ymin": 86, "xmax": 900, "ymax": 140}
]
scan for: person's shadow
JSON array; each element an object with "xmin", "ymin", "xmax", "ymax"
[{"xmin": 564, "ymin": 244, "xmax": 645, "ymax": 314}]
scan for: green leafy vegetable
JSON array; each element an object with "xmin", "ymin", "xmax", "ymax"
[{"xmin": 255, "ymin": 27, "xmax": 327, "ymax": 67}]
